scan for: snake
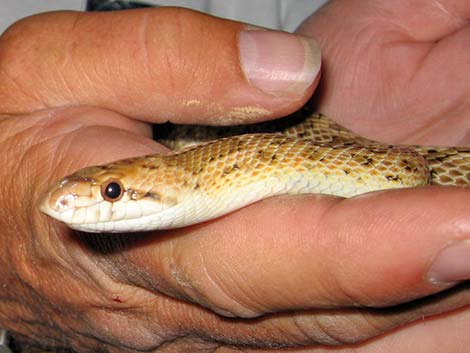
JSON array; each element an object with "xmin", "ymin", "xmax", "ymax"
[{"xmin": 38, "ymin": 111, "xmax": 470, "ymax": 233}]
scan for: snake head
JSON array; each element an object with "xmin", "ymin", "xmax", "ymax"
[{"xmin": 38, "ymin": 160, "xmax": 182, "ymax": 233}]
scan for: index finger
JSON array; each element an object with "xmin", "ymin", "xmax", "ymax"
[{"xmin": 0, "ymin": 8, "xmax": 321, "ymax": 124}]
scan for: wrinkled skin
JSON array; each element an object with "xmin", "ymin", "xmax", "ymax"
[{"xmin": 0, "ymin": 1, "xmax": 469, "ymax": 352}]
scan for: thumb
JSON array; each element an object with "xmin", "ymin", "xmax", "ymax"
[{"xmin": 0, "ymin": 8, "xmax": 321, "ymax": 124}]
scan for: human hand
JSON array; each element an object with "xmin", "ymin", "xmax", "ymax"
[
  {"xmin": 0, "ymin": 4, "xmax": 469, "ymax": 353},
  {"xmin": 298, "ymin": 0, "xmax": 470, "ymax": 145}
]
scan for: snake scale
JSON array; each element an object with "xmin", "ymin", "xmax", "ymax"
[{"xmin": 39, "ymin": 110, "xmax": 470, "ymax": 233}]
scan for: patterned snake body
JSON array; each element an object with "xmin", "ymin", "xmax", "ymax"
[{"xmin": 39, "ymin": 113, "xmax": 470, "ymax": 233}]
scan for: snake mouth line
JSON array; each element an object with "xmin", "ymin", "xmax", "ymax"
[
  {"xmin": 61, "ymin": 201, "xmax": 102, "ymax": 214},
  {"xmin": 38, "ymin": 195, "xmax": 101, "ymax": 223}
]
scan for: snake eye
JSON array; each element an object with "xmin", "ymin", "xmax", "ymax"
[{"xmin": 101, "ymin": 180, "xmax": 124, "ymax": 202}]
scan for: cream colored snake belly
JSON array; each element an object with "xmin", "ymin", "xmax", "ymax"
[{"xmin": 39, "ymin": 112, "xmax": 470, "ymax": 233}]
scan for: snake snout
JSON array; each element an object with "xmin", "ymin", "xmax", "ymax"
[{"xmin": 38, "ymin": 178, "xmax": 99, "ymax": 223}]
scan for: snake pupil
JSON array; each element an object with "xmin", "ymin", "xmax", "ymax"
[{"xmin": 102, "ymin": 181, "xmax": 123, "ymax": 201}]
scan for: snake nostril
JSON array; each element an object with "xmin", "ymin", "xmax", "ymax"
[{"xmin": 54, "ymin": 194, "xmax": 76, "ymax": 211}]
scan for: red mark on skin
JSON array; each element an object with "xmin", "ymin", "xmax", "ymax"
[{"xmin": 112, "ymin": 296, "xmax": 124, "ymax": 303}]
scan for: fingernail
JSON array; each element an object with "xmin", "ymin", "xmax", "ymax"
[
  {"xmin": 238, "ymin": 29, "xmax": 321, "ymax": 96},
  {"xmin": 428, "ymin": 240, "xmax": 470, "ymax": 284}
]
